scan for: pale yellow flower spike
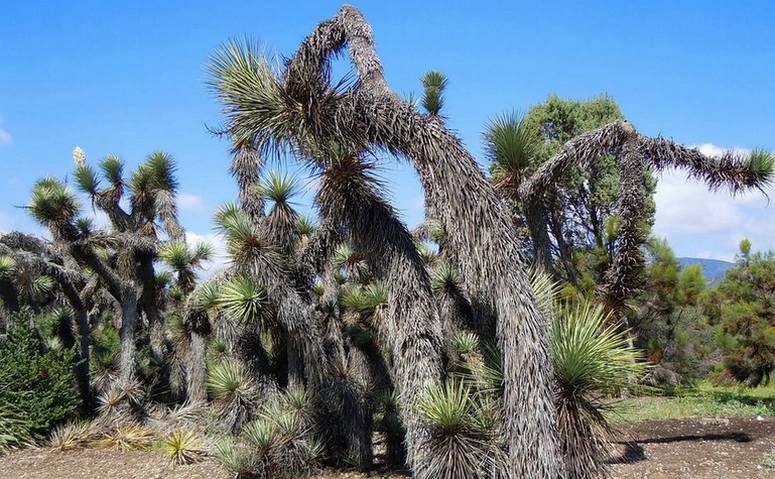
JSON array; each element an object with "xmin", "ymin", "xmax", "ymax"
[{"xmin": 72, "ymin": 146, "xmax": 86, "ymax": 167}]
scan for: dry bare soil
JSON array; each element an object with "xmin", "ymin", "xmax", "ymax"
[{"xmin": 1, "ymin": 416, "xmax": 773, "ymax": 479}]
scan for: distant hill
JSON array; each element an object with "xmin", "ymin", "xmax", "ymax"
[{"xmin": 677, "ymin": 257, "xmax": 735, "ymax": 283}]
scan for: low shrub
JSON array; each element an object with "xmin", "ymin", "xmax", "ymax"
[{"xmin": 162, "ymin": 429, "xmax": 208, "ymax": 465}]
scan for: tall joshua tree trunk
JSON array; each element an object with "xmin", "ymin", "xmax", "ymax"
[
  {"xmin": 282, "ymin": 9, "xmax": 561, "ymax": 475},
  {"xmin": 183, "ymin": 302, "xmax": 210, "ymax": 403},
  {"xmin": 137, "ymin": 256, "xmax": 165, "ymax": 363},
  {"xmin": 402, "ymin": 120, "xmax": 561, "ymax": 476},
  {"xmin": 601, "ymin": 137, "xmax": 646, "ymax": 314},
  {"xmin": 117, "ymin": 287, "xmax": 140, "ymax": 384},
  {"xmin": 60, "ymin": 282, "xmax": 93, "ymax": 410},
  {"xmin": 229, "ymin": 146, "xmax": 329, "ymax": 389},
  {"xmin": 524, "ymin": 201, "xmax": 554, "ymax": 274},
  {"xmin": 316, "ymin": 153, "xmax": 446, "ymax": 470}
]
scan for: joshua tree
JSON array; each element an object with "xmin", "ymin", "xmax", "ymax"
[
  {"xmin": 74, "ymin": 151, "xmax": 185, "ymax": 362},
  {"xmin": 314, "ymin": 149, "xmax": 447, "ymax": 467},
  {"xmin": 209, "ymin": 35, "xmax": 452, "ymax": 467},
  {"xmin": 519, "ymin": 120, "xmax": 774, "ymax": 315},
  {"xmin": 208, "ymin": 7, "xmax": 561, "ymax": 475},
  {"xmin": 26, "ymin": 178, "xmax": 142, "ymax": 385}
]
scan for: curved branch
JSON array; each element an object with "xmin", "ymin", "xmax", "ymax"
[
  {"xmin": 600, "ymin": 139, "xmax": 648, "ymax": 313},
  {"xmin": 639, "ymin": 137, "xmax": 772, "ymax": 193},
  {"xmin": 518, "ymin": 120, "xmax": 635, "ymax": 204}
]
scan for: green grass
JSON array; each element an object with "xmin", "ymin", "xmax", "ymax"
[{"xmin": 609, "ymin": 381, "xmax": 775, "ymax": 422}]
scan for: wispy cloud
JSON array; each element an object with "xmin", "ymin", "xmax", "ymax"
[
  {"xmin": 652, "ymin": 143, "xmax": 773, "ymax": 260},
  {"xmin": 0, "ymin": 116, "xmax": 12, "ymax": 145},
  {"xmin": 177, "ymin": 193, "xmax": 204, "ymax": 210},
  {"xmin": 186, "ymin": 231, "xmax": 228, "ymax": 279}
]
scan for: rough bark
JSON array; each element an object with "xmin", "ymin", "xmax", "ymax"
[
  {"xmin": 231, "ymin": 146, "xmax": 265, "ymax": 227},
  {"xmin": 183, "ymin": 300, "xmax": 212, "ymax": 403},
  {"xmin": 117, "ymin": 288, "xmax": 139, "ymax": 384},
  {"xmin": 316, "ymin": 155, "xmax": 446, "ymax": 470},
  {"xmin": 601, "ymin": 137, "xmax": 646, "ymax": 314},
  {"xmin": 138, "ymin": 255, "xmax": 165, "ymax": 363}
]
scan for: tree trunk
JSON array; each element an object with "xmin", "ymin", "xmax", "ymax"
[
  {"xmin": 187, "ymin": 329, "xmax": 208, "ymax": 403},
  {"xmin": 602, "ymin": 138, "xmax": 647, "ymax": 315},
  {"xmin": 73, "ymin": 308, "xmax": 93, "ymax": 411},
  {"xmin": 138, "ymin": 257, "xmax": 165, "ymax": 363},
  {"xmin": 0, "ymin": 278, "xmax": 19, "ymax": 313},
  {"xmin": 549, "ymin": 205, "xmax": 579, "ymax": 284},
  {"xmin": 345, "ymin": 344, "xmax": 374, "ymax": 470},
  {"xmin": 406, "ymin": 121, "xmax": 562, "ymax": 477},
  {"xmin": 524, "ymin": 201, "xmax": 554, "ymax": 273},
  {"xmin": 316, "ymin": 156, "xmax": 446, "ymax": 470},
  {"xmin": 286, "ymin": 341, "xmax": 305, "ymax": 388},
  {"xmin": 118, "ymin": 288, "xmax": 139, "ymax": 384}
]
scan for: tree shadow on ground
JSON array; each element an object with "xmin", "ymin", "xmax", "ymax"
[{"xmin": 607, "ymin": 431, "xmax": 752, "ymax": 464}]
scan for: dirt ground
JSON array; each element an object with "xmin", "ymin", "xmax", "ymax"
[
  {"xmin": 609, "ymin": 415, "xmax": 775, "ymax": 479},
  {"xmin": 1, "ymin": 416, "xmax": 773, "ymax": 478}
]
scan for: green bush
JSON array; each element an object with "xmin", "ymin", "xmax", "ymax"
[{"xmin": 0, "ymin": 322, "xmax": 81, "ymax": 444}]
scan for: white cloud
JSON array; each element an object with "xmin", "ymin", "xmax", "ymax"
[
  {"xmin": 177, "ymin": 193, "xmax": 204, "ymax": 210},
  {"xmin": 652, "ymin": 143, "xmax": 775, "ymax": 260},
  {"xmin": 694, "ymin": 143, "xmax": 747, "ymax": 159},
  {"xmin": 186, "ymin": 231, "xmax": 229, "ymax": 279},
  {"xmin": 0, "ymin": 116, "xmax": 11, "ymax": 145}
]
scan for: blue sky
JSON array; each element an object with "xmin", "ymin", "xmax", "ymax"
[{"xmin": 1, "ymin": 1, "xmax": 774, "ymax": 269}]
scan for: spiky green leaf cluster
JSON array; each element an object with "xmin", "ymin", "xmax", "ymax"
[
  {"xmin": 417, "ymin": 380, "xmax": 476, "ymax": 435},
  {"xmin": 452, "ymin": 331, "xmax": 480, "ymax": 355},
  {"xmin": 431, "ymin": 261, "xmax": 460, "ymax": 292},
  {"xmin": 747, "ymin": 149, "xmax": 775, "ymax": 188},
  {"xmin": 421, "ymin": 70, "xmax": 448, "ymax": 116},
  {"xmin": 100, "ymin": 155, "xmax": 124, "ymax": 186},
  {"xmin": 484, "ymin": 112, "xmax": 539, "ymax": 191},
  {"xmin": 73, "ymin": 165, "xmax": 100, "ymax": 195},
  {"xmin": 261, "ymin": 171, "xmax": 299, "ymax": 205},
  {"xmin": 217, "ymin": 275, "xmax": 268, "ymax": 324},
  {"xmin": 162, "ymin": 429, "xmax": 207, "ymax": 465},
  {"xmin": 528, "ymin": 267, "xmax": 560, "ymax": 319},
  {"xmin": 551, "ymin": 301, "xmax": 646, "ymax": 396},
  {"xmin": 294, "ymin": 215, "xmax": 316, "ymax": 236},
  {"xmin": 29, "ymin": 179, "xmax": 80, "ymax": 226},
  {"xmin": 208, "ymin": 41, "xmax": 297, "ymax": 154},
  {"xmin": 207, "ymin": 359, "xmax": 252, "ymax": 401},
  {"xmin": 416, "ymin": 241, "xmax": 438, "ymax": 266},
  {"xmin": 0, "ymin": 255, "xmax": 16, "ymax": 277},
  {"xmin": 159, "ymin": 241, "xmax": 212, "ymax": 270},
  {"xmin": 215, "ymin": 202, "xmax": 279, "ymax": 267},
  {"xmin": 206, "ymin": 337, "xmax": 230, "ymax": 365},
  {"xmin": 340, "ymin": 282, "xmax": 386, "ymax": 314}
]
